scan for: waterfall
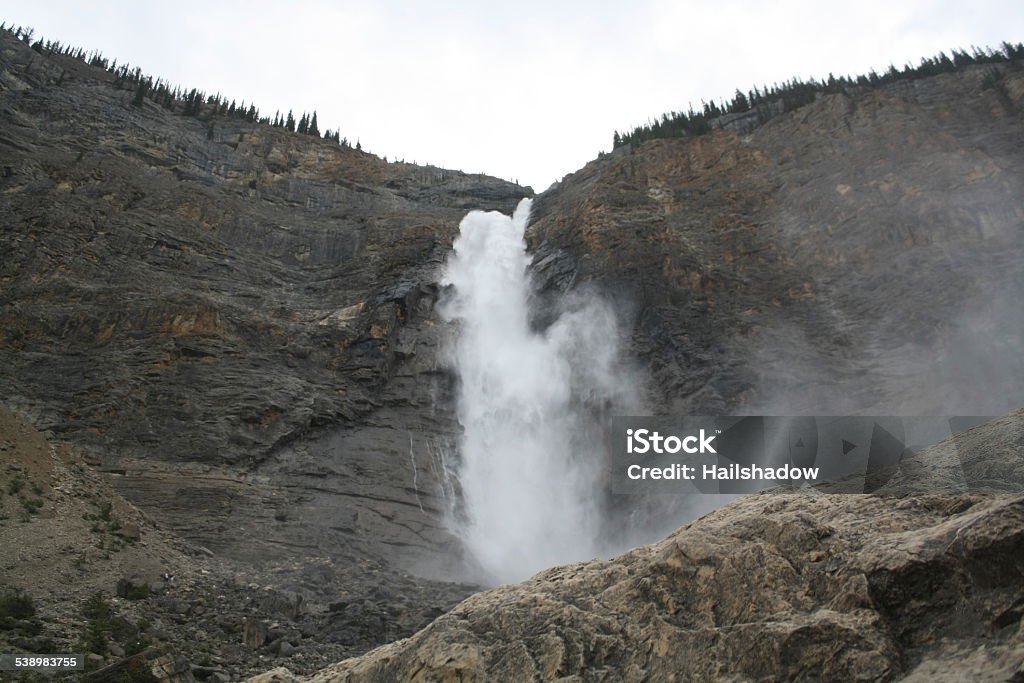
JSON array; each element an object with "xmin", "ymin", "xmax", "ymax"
[{"xmin": 440, "ymin": 198, "xmax": 628, "ymax": 583}]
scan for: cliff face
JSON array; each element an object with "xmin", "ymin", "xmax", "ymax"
[
  {"xmin": 528, "ymin": 63, "xmax": 1024, "ymax": 416},
  {"xmin": 0, "ymin": 30, "xmax": 530, "ymax": 580}
]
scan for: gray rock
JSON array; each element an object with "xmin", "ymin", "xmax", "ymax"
[
  {"xmin": 243, "ymin": 617, "xmax": 268, "ymax": 649},
  {"xmin": 286, "ymin": 414, "xmax": 1024, "ymax": 681},
  {"xmin": 192, "ymin": 664, "xmax": 229, "ymax": 680},
  {"xmin": 258, "ymin": 590, "xmax": 303, "ymax": 620},
  {"xmin": 116, "ymin": 576, "xmax": 151, "ymax": 600},
  {"xmin": 149, "ymin": 652, "xmax": 197, "ymax": 683}
]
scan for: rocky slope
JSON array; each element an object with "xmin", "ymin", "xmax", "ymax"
[
  {"xmin": 0, "ymin": 405, "xmax": 475, "ymax": 680},
  {"xmin": 265, "ymin": 412, "xmax": 1024, "ymax": 682}
]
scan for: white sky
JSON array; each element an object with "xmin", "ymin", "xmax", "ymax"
[{"xmin": 4, "ymin": 1, "xmax": 1022, "ymax": 190}]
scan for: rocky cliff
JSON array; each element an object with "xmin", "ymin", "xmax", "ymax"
[
  {"xmin": 3, "ymin": 24, "xmax": 1024, "ymax": 682},
  {"xmin": 283, "ymin": 55, "xmax": 1024, "ymax": 683},
  {"xmin": 528, "ymin": 62, "xmax": 1024, "ymax": 416},
  {"xmin": 1, "ymin": 27, "xmax": 529, "ymax": 678},
  {"xmin": 1, "ymin": 27, "xmax": 531, "ymax": 583}
]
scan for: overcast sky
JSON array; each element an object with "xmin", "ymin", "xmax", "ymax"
[{"xmin": 5, "ymin": 1, "xmax": 1022, "ymax": 190}]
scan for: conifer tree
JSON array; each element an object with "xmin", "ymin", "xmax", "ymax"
[
  {"xmin": 730, "ymin": 89, "xmax": 749, "ymax": 113},
  {"xmin": 132, "ymin": 78, "xmax": 150, "ymax": 107}
]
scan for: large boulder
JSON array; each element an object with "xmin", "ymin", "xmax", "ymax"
[{"xmin": 292, "ymin": 413, "xmax": 1024, "ymax": 682}]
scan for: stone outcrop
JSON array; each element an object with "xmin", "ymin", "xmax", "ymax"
[{"xmin": 288, "ymin": 413, "xmax": 1024, "ymax": 682}]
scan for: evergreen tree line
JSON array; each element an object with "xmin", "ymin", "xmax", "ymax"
[
  {"xmin": 2, "ymin": 23, "xmax": 362, "ymax": 151},
  {"xmin": 614, "ymin": 42, "xmax": 1024, "ymax": 149}
]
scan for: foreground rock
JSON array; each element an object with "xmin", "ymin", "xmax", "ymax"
[
  {"xmin": 296, "ymin": 494, "xmax": 1024, "ymax": 682},
  {"xmin": 277, "ymin": 414, "xmax": 1024, "ymax": 682}
]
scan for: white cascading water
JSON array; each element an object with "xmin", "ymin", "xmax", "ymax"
[{"xmin": 440, "ymin": 198, "xmax": 628, "ymax": 583}]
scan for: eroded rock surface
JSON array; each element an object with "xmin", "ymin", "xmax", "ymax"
[
  {"xmin": 0, "ymin": 405, "xmax": 478, "ymax": 680},
  {"xmin": 294, "ymin": 414, "xmax": 1024, "ymax": 682}
]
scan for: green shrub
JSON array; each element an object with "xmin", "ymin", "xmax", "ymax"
[
  {"xmin": 82, "ymin": 591, "xmax": 111, "ymax": 623},
  {"xmin": 0, "ymin": 588, "xmax": 36, "ymax": 621},
  {"xmin": 124, "ymin": 583, "xmax": 149, "ymax": 601},
  {"xmin": 124, "ymin": 634, "xmax": 152, "ymax": 656},
  {"xmin": 79, "ymin": 592, "xmax": 112, "ymax": 657},
  {"xmin": 81, "ymin": 618, "xmax": 108, "ymax": 656}
]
